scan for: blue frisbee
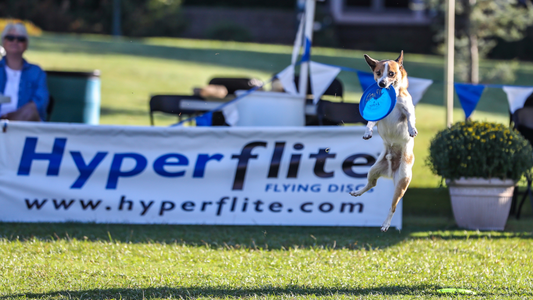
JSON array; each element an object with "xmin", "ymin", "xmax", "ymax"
[{"xmin": 359, "ymin": 83, "xmax": 397, "ymax": 122}]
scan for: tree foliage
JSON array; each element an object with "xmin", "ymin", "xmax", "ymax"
[
  {"xmin": 0, "ymin": 0, "xmax": 186, "ymax": 37},
  {"xmin": 427, "ymin": 0, "xmax": 533, "ymax": 83}
]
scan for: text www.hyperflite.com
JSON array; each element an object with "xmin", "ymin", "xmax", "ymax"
[{"xmin": 24, "ymin": 196, "xmax": 365, "ymax": 216}]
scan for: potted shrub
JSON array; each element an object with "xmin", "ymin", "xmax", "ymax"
[{"xmin": 427, "ymin": 121, "xmax": 533, "ymax": 230}]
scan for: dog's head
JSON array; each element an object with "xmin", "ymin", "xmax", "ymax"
[{"xmin": 364, "ymin": 51, "xmax": 405, "ymax": 89}]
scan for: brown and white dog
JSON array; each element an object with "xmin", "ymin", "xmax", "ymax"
[{"xmin": 350, "ymin": 51, "xmax": 417, "ymax": 232}]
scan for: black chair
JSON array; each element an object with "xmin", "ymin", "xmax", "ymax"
[
  {"xmin": 316, "ymin": 100, "xmax": 368, "ymax": 126},
  {"xmin": 510, "ymin": 95, "xmax": 533, "ymax": 219},
  {"xmin": 208, "ymin": 77, "xmax": 262, "ymax": 96},
  {"xmin": 149, "ymin": 95, "xmax": 204, "ymax": 126}
]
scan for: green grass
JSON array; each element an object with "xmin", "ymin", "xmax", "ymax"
[
  {"xmin": 1, "ymin": 33, "xmax": 531, "ymax": 299},
  {"xmin": 1, "ymin": 217, "xmax": 532, "ymax": 299},
  {"xmin": 1, "ymin": 188, "xmax": 531, "ymax": 299}
]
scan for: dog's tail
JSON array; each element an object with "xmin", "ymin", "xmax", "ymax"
[{"xmin": 386, "ymin": 153, "xmax": 393, "ymax": 177}]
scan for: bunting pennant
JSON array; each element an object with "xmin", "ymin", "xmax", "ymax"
[
  {"xmin": 356, "ymin": 71, "xmax": 375, "ymax": 91},
  {"xmin": 502, "ymin": 86, "xmax": 533, "ymax": 114},
  {"xmin": 195, "ymin": 112, "xmax": 213, "ymax": 126},
  {"xmin": 455, "ymin": 83, "xmax": 485, "ymax": 119},
  {"xmin": 407, "ymin": 77, "xmax": 433, "ymax": 105},
  {"xmin": 222, "ymin": 102, "xmax": 239, "ymax": 126},
  {"xmin": 276, "ymin": 65, "xmax": 298, "ymax": 95},
  {"xmin": 173, "ymin": 58, "xmax": 533, "ymax": 128},
  {"xmin": 309, "ymin": 61, "xmax": 341, "ymax": 104}
]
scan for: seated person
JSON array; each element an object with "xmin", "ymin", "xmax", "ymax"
[{"xmin": 0, "ymin": 22, "xmax": 49, "ymax": 121}]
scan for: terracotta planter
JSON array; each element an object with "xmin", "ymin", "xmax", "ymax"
[{"xmin": 447, "ymin": 178, "xmax": 516, "ymax": 231}]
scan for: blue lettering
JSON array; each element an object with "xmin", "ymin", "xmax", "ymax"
[
  {"xmin": 193, "ymin": 154, "xmax": 223, "ymax": 178},
  {"xmin": 18, "ymin": 137, "xmax": 66, "ymax": 176},
  {"xmin": 328, "ymin": 184, "xmax": 339, "ymax": 192},
  {"xmin": 297, "ymin": 184, "xmax": 308, "ymax": 192},
  {"xmin": 106, "ymin": 153, "xmax": 147, "ymax": 189},
  {"xmin": 153, "ymin": 154, "xmax": 188, "ymax": 177},
  {"xmin": 70, "ymin": 151, "xmax": 107, "ymax": 188}
]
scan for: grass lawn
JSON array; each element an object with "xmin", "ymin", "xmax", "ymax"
[
  {"xmin": 0, "ymin": 215, "xmax": 532, "ymax": 299},
  {"xmin": 0, "ymin": 34, "xmax": 531, "ymax": 299}
]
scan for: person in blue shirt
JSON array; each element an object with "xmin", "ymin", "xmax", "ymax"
[{"xmin": 0, "ymin": 22, "xmax": 49, "ymax": 121}]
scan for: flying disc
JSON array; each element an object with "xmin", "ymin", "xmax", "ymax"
[
  {"xmin": 359, "ymin": 83, "xmax": 396, "ymax": 122},
  {"xmin": 437, "ymin": 288, "xmax": 476, "ymax": 295}
]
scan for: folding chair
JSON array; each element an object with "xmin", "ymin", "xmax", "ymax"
[
  {"xmin": 510, "ymin": 95, "xmax": 533, "ymax": 219},
  {"xmin": 316, "ymin": 100, "xmax": 368, "ymax": 126},
  {"xmin": 149, "ymin": 95, "xmax": 203, "ymax": 126}
]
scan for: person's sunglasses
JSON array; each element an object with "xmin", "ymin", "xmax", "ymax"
[{"xmin": 4, "ymin": 35, "xmax": 27, "ymax": 43}]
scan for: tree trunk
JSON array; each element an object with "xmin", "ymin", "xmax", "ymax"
[
  {"xmin": 469, "ymin": 33, "xmax": 479, "ymax": 84},
  {"xmin": 464, "ymin": 0, "xmax": 479, "ymax": 84}
]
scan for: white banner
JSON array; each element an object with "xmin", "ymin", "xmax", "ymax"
[{"xmin": 0, "ymin": 122, "xmax": 401, "ymax": 228}]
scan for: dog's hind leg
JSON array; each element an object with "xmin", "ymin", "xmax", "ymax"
[
  {"xmin": 381, "ymin": 151, "xmax": 414, "ymax": 232},
  {"xmin": 350, "ymin": 152, "xmax": 389, "ymax": 197}
]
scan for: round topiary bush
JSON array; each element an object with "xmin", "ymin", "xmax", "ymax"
[{"xmin": 426, "ymin": 121, "xmax": 533, "ymax": 181}]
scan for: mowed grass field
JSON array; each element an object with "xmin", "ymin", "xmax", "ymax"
[{"xmin": 0, "ymin": 34, "xmax": 532, "ymax": 299}]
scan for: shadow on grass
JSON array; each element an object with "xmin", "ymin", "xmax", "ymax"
[
  {"xmin": 1, "ymin": 284, "xmax": 449, "ymax": 299},
  {"xmin": 1, "ymin": 187, "xmax": 531, "ymax": 248},
  {"xmin": 100, "ymin": 107, "xmax": 151, "ymax": 116},
  {"xmin": 0, "ymin": 220, "xmax": 530, "ymax": 251}
]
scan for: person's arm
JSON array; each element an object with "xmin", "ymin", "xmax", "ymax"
[
  {"xmin": 31, "ymin": 69, "xmax": 49, "ymax": 120},
  {"xmin": 1, "ymin": 101, "xmax": 40, "ymax": 121}
]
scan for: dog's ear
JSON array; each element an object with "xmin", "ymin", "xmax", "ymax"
[
  {"xmin": 395, "ymin": 50, "xmax": 404, "ymax": 68},
  {"xmin": 364, "ymin": 54, "xmax": 378, "ymax": 71}
]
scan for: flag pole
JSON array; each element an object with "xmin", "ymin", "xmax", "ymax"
[
  {"xmin": 444, "ymin": 0, "xmax": 455, "ymax": 127},
  {"xmin": 298, "ymin": 0, "xmax": 316, "ymax": 98}
]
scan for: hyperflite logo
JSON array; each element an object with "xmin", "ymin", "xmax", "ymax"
[{"xmin": 16, "ymin": 138, "xmax": 377, "ymax": 190}]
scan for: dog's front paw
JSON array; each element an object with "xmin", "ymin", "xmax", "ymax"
[
  {"xmin": 363, "ymin": 132, "xmax": 373, "ymax": 140},
  {"xmin": 381, "ymin": 219, "xmax": 390, "ymax": 232},
  {"xmin": 409, "ymin": 127, "xmax": 418, "ymax": 138},
  {"xmin": 350, "ymin": 191, "xmax": 362, "ymax": 197}
]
